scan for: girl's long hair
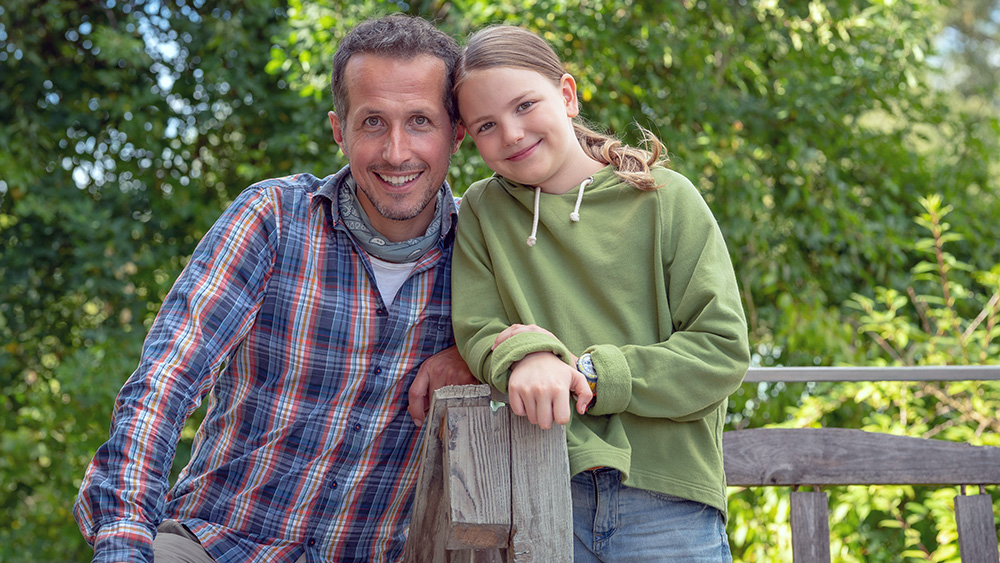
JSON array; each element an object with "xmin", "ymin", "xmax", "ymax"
[{"xmin": 455, "ymin": 25, "xmax": 668, "ymax": 191}]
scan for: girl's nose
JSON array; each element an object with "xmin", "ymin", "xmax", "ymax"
[{"xmin": 502, "ymin": 124, "xmax": 524, "ymax": 147}]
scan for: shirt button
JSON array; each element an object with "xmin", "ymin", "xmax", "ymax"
[
  {"xmin": 330, "ymin": 480, "xmax": 338, "ymax": 489},
  {"xmin": 373, "ymin": 366, "xmax": 382, "ymax": 375},
  {"xmin": 353, "ymin": 423, "xmax": 362, "ymax": 431},
  {"xmin": 307, "ymin": 538, "xmax": 316, "ymax": 546},
  {"xmin": 376, "ymin": 307, "xmax": 386, "ymax": 315}
]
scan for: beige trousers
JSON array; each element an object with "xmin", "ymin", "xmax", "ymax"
[{"xmin": 153, "ymin": 520, "xmax": 306, "ymax": 563}]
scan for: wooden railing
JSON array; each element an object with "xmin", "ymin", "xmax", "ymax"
[{"xmin": 404, "ymin": 367, "xmax": 1000, "ymax": 562}]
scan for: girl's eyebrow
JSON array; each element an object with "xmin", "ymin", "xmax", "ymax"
[
  {"xmin": 464, "ymin": 91, "xmax": 534, "ymax": 128},
  {"xmin": 463, "ymin": 111, "xmax": 492, "ymax": 129}
]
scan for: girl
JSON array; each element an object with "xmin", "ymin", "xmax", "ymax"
[{"xmin": 450, "ymin": 25, "xmax": 750, "ymax": 562}]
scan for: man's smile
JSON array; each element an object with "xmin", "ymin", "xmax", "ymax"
[{"xmin": 376, "ymin": 171, "xmax": 421, "ymax": 187}]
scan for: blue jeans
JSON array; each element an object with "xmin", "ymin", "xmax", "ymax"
[{"xmin": 571, "ymin": 468, "xmax": 732, "ymax": 563}]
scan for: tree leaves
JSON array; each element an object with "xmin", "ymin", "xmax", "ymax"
[{"xmin": 2, "ymin": 1, "xmax": 999, "ymax": 560}]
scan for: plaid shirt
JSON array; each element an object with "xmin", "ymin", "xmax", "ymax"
[{"xmin": 74, "ymin": 166, "xmax": 457, "ymax": 563}]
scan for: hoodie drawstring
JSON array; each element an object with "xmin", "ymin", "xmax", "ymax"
[
  {"xmin": 527, "ymin": 176, "xmax": 593, "ymax": 247},
  {"xmin": 527, "ymin": 187, "xmax": 541, "ymax": 246},
  {"xmin": 570, "ymin": 176, "xmax": 593, "ymax": 222}
]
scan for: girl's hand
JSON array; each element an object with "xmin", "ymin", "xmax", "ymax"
[{"xmin": 507, "ymin": 352, "xmax": 594, "ymax": 429}]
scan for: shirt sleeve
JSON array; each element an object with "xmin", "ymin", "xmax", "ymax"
[
  {"xmin": 73, "ymin": 185, "xmax": 279, "ymax": 561},
  {"xmin": 585, "ymin": 179, "xmax": 750, "ymax": 421}
]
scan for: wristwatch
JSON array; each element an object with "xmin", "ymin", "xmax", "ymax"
[{"xmin": 577, "ymin": 353, "xmax": 598, "ymax": 409}]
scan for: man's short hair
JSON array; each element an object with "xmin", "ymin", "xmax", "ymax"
[{"xmin": 331, "ymin": 14, "xmax": 460, "ymax": 125}]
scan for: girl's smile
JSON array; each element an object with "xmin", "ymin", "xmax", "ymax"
[{"xmin": 507, "ymin": 140, "xmax": 541, "ymax": 162}]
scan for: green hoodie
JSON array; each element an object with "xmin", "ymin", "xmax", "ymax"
[{"xmin": 452, "ymin": 165, "xmax": 749, "ymax": 515}]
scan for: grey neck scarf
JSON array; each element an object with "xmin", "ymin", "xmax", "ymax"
[{"xmin": 338, "ymin": 176, "xmax": 445, "ymax": 263}]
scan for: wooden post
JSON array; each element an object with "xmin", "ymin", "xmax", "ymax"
[
  {"xmin": 444, "ymin": 405, "xmax": 511, "ymax": 550},
  {"xmin": 507, "ymin": 414, "xmax": 573, "ymax": 563},
  {"xmin": 406, "ymin": 385, "xmax": 501, "ymax": 563},
  {"xmin": 404, "ymin": 385, "xmax": 573, "ymax": 563},
  {"xmin": 790, "ymin": 490, "xmax": 831, "ymax": 563},
  {"xmin": 955, "ymin": 488, "xmax": 1000, "ymax": 563}
]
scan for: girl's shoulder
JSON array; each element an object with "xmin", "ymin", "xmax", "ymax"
[
  {"xmin": 650, "ymin": 165, "xmax": 695, "ymax": 190},
  {"xmin": 460, "ymin": 175, "xmax": 517, "ymax": 207},
  {"xmin": 647, "ymin": 166, "xmax": 703, "ymax": 203}
]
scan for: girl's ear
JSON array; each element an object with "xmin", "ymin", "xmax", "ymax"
[{"xmin": 559, "ymin": 73, "xmax": 581, "ymax": 118}]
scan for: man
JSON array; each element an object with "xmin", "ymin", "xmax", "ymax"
[{"xmin": 74, "ymin": 14, "xmax": 475, "ymax": 563}]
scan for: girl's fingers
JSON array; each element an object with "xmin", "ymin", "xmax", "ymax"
[
  {"xmin": 570, "ymin": 373, "xmax": 594, "ymax": 414},
  {"xmin": 508, "ymin": 391, "xmax": 526, "ymax": 418},
  {"xmin": 552, "ymin": 392, "xmax": 571, "ymax": 426}
]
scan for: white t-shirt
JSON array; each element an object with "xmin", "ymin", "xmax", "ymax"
[{"xmin": 368, "ymin": 255, "xmax": 417, "ymax": 307}]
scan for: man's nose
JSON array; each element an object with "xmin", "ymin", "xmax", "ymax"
[{"xmin": 383, "ymin": 126, "xmax": 412, "ymax": 165}]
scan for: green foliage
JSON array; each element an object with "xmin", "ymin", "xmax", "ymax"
[
  {"xmin": 1, "ymin": 0, "xmax": 329, "ymax": 559},
  {"xmin": 728, "ymin": 195, "xmax": 1000, "ymax": 562},
  {"xmin": 851, "ymin": 194, "xmax": 1000, "ymax": 365},
  {"xmin": 276, "ymin": 0, "xmax": 1000, "ymax": 367},
  {"xmin": 2, "ymin": 0, "xmax": 999, "ymax": 560}
]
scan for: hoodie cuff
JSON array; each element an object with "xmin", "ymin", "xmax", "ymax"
[
  {"xmin": 585, "ymin": 344, "xmax": 631, "ymax": 415},
  {"xmin": 489, "ymin": 331, "xmax": 573, "ymax": 393}
]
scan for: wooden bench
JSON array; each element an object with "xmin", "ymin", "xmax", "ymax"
[
  {"xmin": 405, "ymin": 366, "xmax": 1000, "ymax": 562},
  {"xmin": 729, "ymin": 366, "xmax": 1000, "ymax": 563}
]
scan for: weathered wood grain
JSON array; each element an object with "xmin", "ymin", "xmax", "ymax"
[
  {"xmin": 790, "ymin": 491, "xmax": 831, "ymax": 563},
  {"xmin": 404, "ymin": 385, "xmax": 495, "ymax": 563},
  {"xmin": 724, "ymin": 428, "xmax": 1000, "ymax": 486},
  {"xmin": 444, "ymin": 405, "xmax": 511, "ymax": 550},
  {"xmin": 955, "ymin": 492, "xmax": 1000, "ymax": 563},
  {"xmin": 508, "ymin": 414, "xmax": 573, "ymax": 563}
]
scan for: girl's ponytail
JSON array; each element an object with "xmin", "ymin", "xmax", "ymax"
[{"xmin": 574, "ymin": 123, "xmax": 668, "ymax": 191}]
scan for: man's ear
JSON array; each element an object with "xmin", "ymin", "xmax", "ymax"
[
  {"xmin": 329, "ymin": 111, "xmax": 347, "ymax": 155},
  {"xmin": 560, "ymin": 73, "xmax": 581, "ymax": 118},
  {"xmin": 451, "ymin": 122, "xmax": 466, "ymax": 155}
]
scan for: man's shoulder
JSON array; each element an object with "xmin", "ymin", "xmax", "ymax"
[
  {"xmin": 246, "ymin": 173, "xmax": 333, "ymax": 197},
  {"xmin": 230, "ymin": 173, "xmax": 340, "ymax": 218}
]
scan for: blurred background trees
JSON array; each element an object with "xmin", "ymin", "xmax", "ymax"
[{"xmin": 2, "ymin": 1, "xmax": 998, "ymax": 560}]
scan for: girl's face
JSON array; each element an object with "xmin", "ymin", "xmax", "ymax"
[{"xmin": 458, "ymin": 67, "xmax": 588, "ymax": 194}]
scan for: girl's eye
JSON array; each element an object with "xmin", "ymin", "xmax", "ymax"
[
  {"xmin": 517, "ymin": 101, "xmax": 534, "ymax": 111},
  {"xmin": 477, "ymin": 122, "xmax": 495, "ymax": 134}
]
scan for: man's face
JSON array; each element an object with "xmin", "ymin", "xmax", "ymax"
[{"xmin": 329, "ymin": 54, "xmax": 464, "ymax": 242}]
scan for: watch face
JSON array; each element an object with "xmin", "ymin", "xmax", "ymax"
[{"xmin": 577, "ymin": 354, "xmax": 597, "ymax": 381}]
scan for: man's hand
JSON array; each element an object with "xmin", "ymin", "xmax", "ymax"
[
  {"xmin": 508, "ymin": 352, "xmax": 593, "ymax": 429},
  {"xmin": 407, "ymin": 345, "xmax": 478, "ymax": 427}
]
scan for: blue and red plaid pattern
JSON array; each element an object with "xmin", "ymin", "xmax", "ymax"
[{"xmin": 74, "ymin": 166, "xmax": 457, "ymax": 563}]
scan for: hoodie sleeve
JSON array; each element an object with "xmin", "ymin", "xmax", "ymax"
[{"xmin": 585, "ymin": 176, "xmax": 750, "ymax": 422}]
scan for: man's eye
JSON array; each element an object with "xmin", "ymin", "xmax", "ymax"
[
  {"xmin": 364, "ymin": 117, "xmax": 381, "ymax": 127},
  {"xmin": 413, "ymin": 116, "xmax": 429, "ymax": 126}
]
